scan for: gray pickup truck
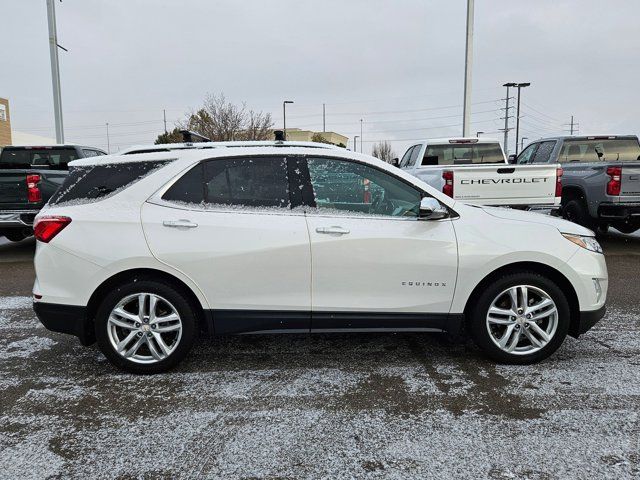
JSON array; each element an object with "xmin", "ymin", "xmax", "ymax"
[
  {"xmin": 0, "ymin": 145, "xmax": 106, "ymax": 241},
  {"xmin": 517, "ymin": 135, "xmax": 640, "ymax": 234}
]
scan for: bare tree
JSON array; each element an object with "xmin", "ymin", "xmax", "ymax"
[
  {"xmin": 371, "ymin": 141, "xmax": 396, "ymax": 163},
  {"xmin": 179, "ymin": 93, "xmax": 274, "ymax": 141}
]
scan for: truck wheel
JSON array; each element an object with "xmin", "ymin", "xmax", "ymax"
[
  {"xmin": 4, "ymin": 231, "xmax": 29, "ymax": 242},
  {"xmin": 562, "ymin": 199, "xmax": 594, "ymax": 229},
  {"xmin": 94, "ymin": 279, "xmax": 197, "ymax": 374},
  {"xmin": 469, "ymin": 272, "xmax": 570, "ymax": 364}
]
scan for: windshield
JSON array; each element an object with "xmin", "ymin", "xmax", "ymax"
[
  {"xmin": 0, "ymin": 148, "xmax": 79, "ymax": 170},
  {"xmin": 559, "ymin": 138, "xmax": 640, "ymax": 163},
  {"xmin": 421, "ymin": 143, "xmax": 504, "ymax": 165}
]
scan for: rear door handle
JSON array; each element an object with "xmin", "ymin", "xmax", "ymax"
[
  {"xmin": 163, "ymin": 219, "xmax": 198, "ymax": 229},
  {"xmin": 497, "ymin": 168, "xmax": 515, "ymax": 174},
  {"xmin": 316, "ymin": 226, "xmax": 350, "ymax": 235}
]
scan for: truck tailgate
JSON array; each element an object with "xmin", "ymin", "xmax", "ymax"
[
  {"xmin": 0, "ymin": 170, "xmax": 29, "ymax": 205},
  {"xmin": 448, "ymin": 164, "xmax": 559, "ymax": 206},
  {"xmin": 621, "ymin": 165, "xmax": 640, "ymax": 197}
]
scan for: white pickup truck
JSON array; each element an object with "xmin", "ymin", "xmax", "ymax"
[{"xmin": 398, "ymin": 138, "xmax": 562, "ymax": 209}]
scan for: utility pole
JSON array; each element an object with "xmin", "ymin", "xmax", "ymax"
[
  {"xmin": 163, "ymin": 109, "xmax": 167, "ymax": 134},
  {"xmin": 514, "ymin": 82, "xmax": 531, "ymax": 156},
  {"xmin": 353, "ymin": 135, "xmax": 359, "ymax": 152},
  {"xmin": 521, "ymin": 137, "xmax": 528, "ymax": 151},
  {"xmin": 502, "ymin": 83, "xmax": 516, "ymax": 154},
  {"xmin": 106, "ymin": 122, "xmax": 110, "ymax": 153},
  {"xmin": 462, "ymin": 0, "xmax": 474, "ymax": 137},
  {"xmin": 322, "ymin": 103, "xmax": 326, "ymax": 132},
  {"xmin": 360, "ymin": 119, "xmax": 363, "ymax": 153},
  {"xmin": 46, "ymin": 0, "xmax": 64, "ymax": 143}
]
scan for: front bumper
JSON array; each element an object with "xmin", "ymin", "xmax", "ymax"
[
  {"xmin": 0, "ymin": 210, "xmax": 39, "ymax": 227},
  {"xmin": 33, "ymin": 301, "xmax": 94, "ymax": 346},
  {"xmin": 598, "ymin": 202, "xmax": 640, "ymax": 221},
  {"xmin": 570, "ymin": 305, "xmax": 606, "ymax": 338}
]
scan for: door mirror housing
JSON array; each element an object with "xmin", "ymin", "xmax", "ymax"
[
  {"xmin": 507, "ymin": 154, "xmax": 517, "ymax": 164},
  {"xmin": 419, "ymin": 197, "xmax": 448, "ymax": 220},
  {"xmin": 392, "ymin": 158, "xmax": 399, "ymax": 167}
]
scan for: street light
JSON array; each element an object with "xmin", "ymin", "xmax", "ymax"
[
  {"xmin": 476, "ymin": 131, "xmax": 484, "ymax": 138},
  {"xmin": 353, "ymin": 135, "xmax": 359, "ymax": 152},
  {"xmin": 283, "ymin": 100, "xmax": 294, "ymax": 140},
  {"xmin": 502, "ymin": 82, "xmax": 517, "ymax": 154},
  {"xmin": 521, "ymin": 137, "xmax": 529, "ymax": 151},
  {"xmin": 514, "ymin": 82, "xmax": 530, "ymax": 156}
]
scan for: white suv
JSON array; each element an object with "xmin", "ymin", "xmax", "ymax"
[{"xmin": 32, "ymin": 145, "xmax": 608, "ymax": 373}]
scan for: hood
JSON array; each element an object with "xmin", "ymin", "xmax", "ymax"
[{"xmin": 476, "ymin": 205, "xmax": 595, "ymax": 236}]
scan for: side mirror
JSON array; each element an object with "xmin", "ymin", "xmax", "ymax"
[
  {"xmin": 419, "ymin": 197, "xmax": 448, "ymax": 220},
  {"xmin": 392, "ymin": 158, "xmax": 399, "ymax": 167},
  {"xmin": 507, "ymin": 154, "xmax": 517, "ymax": 164}
]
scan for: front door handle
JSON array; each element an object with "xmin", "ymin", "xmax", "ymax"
[
  {"xmin": 316, "ymin": 226, "xmax": 350, "ymax": 235},
  {"xmin": 163, "ymin": 219, "xmax": 198, "ymax": 229}
]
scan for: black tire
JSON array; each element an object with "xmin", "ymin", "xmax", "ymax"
[
  {"xmin": 95, "ymin": 279, "xmax": 197, "ymax": 374},
  {"xmin": 4, "ymin": 231, "xmax": 29, "ymax": 242},
  {"xmin": 469, "ymin": 272, "xmax": 570, "ymax": 365},
  {"xmin": 612, "ymin": 222, "xmax": 639, "ymax": 234},
  {"xmin": 562, "ymin": 198, "xmax": 595, "ymax": 230}
]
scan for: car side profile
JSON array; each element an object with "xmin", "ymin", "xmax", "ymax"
[{"xmin": 32, "ymin": 145, "xmax": 608, "ymax": 373}]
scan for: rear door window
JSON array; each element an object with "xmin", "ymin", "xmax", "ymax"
[
  {"xmin": 559, "ymin": 138, "xmax": 640, "ymax": 163},
  {"xmin": 0, "ymin": 147, "xmax": 79, "ymax": 170},
  {"xmin": 162, "ymin": 156, "xmax": 291, "ymax": 209},
  {"xmin": 49, "ymin": 160, "xmax": 170, "ymax": 206}
]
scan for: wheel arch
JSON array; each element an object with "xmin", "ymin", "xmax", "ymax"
[
  {"xmin": 84, "ymin": 268, "xmax": 211, "ymax": 345},
  {"xmin": 463, "ymin": 261, "xmax": 581, "ymax": 338},
  {"xmin": 561, "ymin": 185, "xmax": 587, "ymax": 205}
]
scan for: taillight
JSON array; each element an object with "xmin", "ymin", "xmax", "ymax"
[
  {"xmin": 555, "ymin": 167, "xmax": 563, "ymax": 197},
  {"xmin": 606, "ymin": 166, "xmax": 622, "ymax": 196},
  {"xmin": 34, "ymin": 216, "xmax": 72, "ymax": 243},
  {"xmin": 26, "ymin": 174, "xmax": 42, "ymax": 203},
  {"xmin": 442, "ymin": 170, "xmax": 454, "ymax": 197}
]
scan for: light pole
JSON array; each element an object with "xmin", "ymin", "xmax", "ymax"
[
  {"xmin": 502, "ymin": 82, "xmax": 516, "ymax": 154},
  {"xmin": 521, "ymin": 137, "xmax": 528, "ymax": 151},
  {"xmin": 462, "ymin": 0, "xmax": 474, "ymax": 137},
  {"xmin": 514, "ymin": 82, "xmax": 530, "ymax": 156},
  {"xmin": 46, "ymin": 0, "xmax": 64, "ymax": 143},
  {"xmin": 106, "ymin": 122, "xmax": 110, "ymax": 153},
  {"xmin": 476, "ymin": 131, "xmax": 484, "ymax": 138},
  {"xmin": 283, "ymin": 100, "xmax": 294, "ymax": 140},
  {"xmin": 360, "ymin": 119, "xmax": 363, "ymax": 153},
  {"xmin": 353, "ymin": 135, "xmax": 359, "ymax": 152}
]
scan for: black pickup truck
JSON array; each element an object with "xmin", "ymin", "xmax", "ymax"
[{"xmin": 0, "ymin": 145, "xmax": 106, "ymax": 241}]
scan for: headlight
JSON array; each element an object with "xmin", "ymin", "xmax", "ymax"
[{"xmin": 562, "ymin": 233, "xmax": 603, "ymax": 254}]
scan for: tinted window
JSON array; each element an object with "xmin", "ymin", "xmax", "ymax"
[
  {"xmin": 162, "ymin": 156, "xmax": 290, "ymax": 209},
  {"xmin": 49, "ymin": 160, "xmax": 169, "ymax": 206},
  {"xmin": 306, "ymin": 157, "xmax": 421, "ymax": 217},
  {"xmin": 517, "ymin": 143, "xmax": 538, "ymax": 164},
  {"xmin": 559, "ymin": 138, "xmax": 640, "ymax": 163},
  {"xmin": 531, "ymin": 141, "xmax": 556, "ymax": 164},
  {"xmin": 422, "ymin": 143, "xmax": 504, "ymax": 165},
  {"xmin": 0, "ymin": 147, "xmax": 78, "ymax": 170},
  {"xmin": 407, "ymin": 145, "xmax": 422, "ymax": 167}
]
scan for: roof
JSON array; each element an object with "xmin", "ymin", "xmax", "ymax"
[
  {"xmin": 118, "ymin": 140, "xmax": 341, "ymax": 155},
  {"xmin": 527, "ymin": 135, "xmax": 639, "ymax": 142},
  {"xmin": 2, "ymin": 144, "xmax": 99, "ymax": 150},
  {"xmin": 415, "ymin": 137, "xmax": 502, "ymax": 145}
]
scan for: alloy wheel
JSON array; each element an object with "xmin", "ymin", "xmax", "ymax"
[
  {"xmin": 485, "ymin": 285, "xmax": 558, "ymax": 355},
  {"xmin": 107, "ymin": 293, "xmax": 183, "ymax": 364}
]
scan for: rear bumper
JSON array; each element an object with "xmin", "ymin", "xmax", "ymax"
[
  {"xmin": 0, "ymin": 209, "xmax": 39, "ymax": 227},
  {"xmin": 33, "ymin": 301, "xmax": 94, "ymax": 346},
  {"xmin": 569, "ymin": 305, "xmax": 606, "ymax": 338},
  {"xmin": 598, "ymin": 202, "xmax": 640, "ymax": 221}
]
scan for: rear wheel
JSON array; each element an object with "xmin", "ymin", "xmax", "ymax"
[
  {"xmin": 95, "ymin": 280, "xmax": 197, "ymax": 374},
  {"xmin": 469, "ymin": 272, "xmax": 570, "ymax": 364},
  {"xmin": 562, "ymin": 198, "xmax": 595, "ymax": 229}
]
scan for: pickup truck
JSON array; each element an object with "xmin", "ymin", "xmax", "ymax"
[
  {"xmin": 0, "ymin": 145, "xmax": 106, "ymax": 241},
  {"xmin": 398, "ymin": 138, "xmax": 561, "ymax": 209},
  {"xmin": 516, "ymin": 135, "xmax": 640, "ymax": 234}
]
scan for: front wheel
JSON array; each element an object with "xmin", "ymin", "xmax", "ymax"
[
  {"xmin": 469, "ymin": 272, "xmax": 570, "ymax": 364},
  {"xmin": 95, "ymin": 280, "xmax": 197, "ymax": 373}
]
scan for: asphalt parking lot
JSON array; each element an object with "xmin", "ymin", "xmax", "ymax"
[{"xmin": 0, "ymin": 234, "xmax": 639, "ymax": 479}]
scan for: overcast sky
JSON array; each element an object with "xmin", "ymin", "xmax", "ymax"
[{"xmin": 3, "ymin": 0, "xmax": 640, "ymax": 156}]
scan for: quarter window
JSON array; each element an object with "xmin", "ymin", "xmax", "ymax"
[{"xmin": 306, "ymin": 157, "xmax": 421, "ymax": 217}]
